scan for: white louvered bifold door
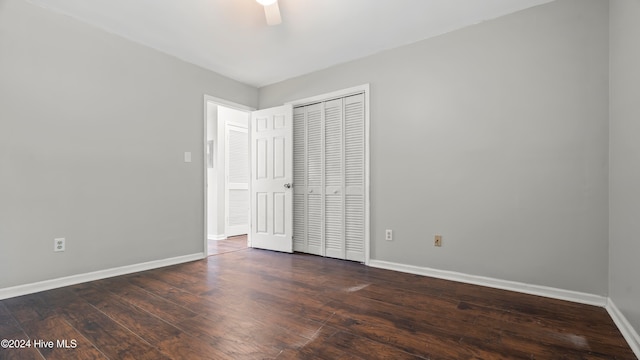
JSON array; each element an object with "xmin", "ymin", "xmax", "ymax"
[
  {"xmin": 324, "ymin": 99, "xmax": 344, "ymax": 259},
  {"xmin": 293, "ymin": 93, "xmax": 365, "ymax": 262},
  {"xmin": 305, "ymin": 103, "xmax": 323, "ymax": 256},
  {"xmin": 293, "ymin": 107, "xmax": 306, "ymax": 253},
  {"xmin": 344, "ymin": 94, "xmax": 365, "ymax": 261}
]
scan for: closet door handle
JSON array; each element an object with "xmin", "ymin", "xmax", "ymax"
[{"xmin": 283, "ymin": 183, "xmax": 292, "ymax": 189}]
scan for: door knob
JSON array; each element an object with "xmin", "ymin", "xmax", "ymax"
[{"xmin": 283, "ymin": 183, "xmax": 292, "ymax": 189}]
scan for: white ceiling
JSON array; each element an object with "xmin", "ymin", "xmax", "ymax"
[{"xmin": 26, "ymin": 0, "xmax": 554, "ymax": 87}]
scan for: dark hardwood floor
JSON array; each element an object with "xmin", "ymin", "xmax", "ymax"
[
  {"xmin": 208, "ymin": 235, "xmax": 248, "ymax": 256},
  {"xmin": 0, "ymin": 248, "xmax": 636, "ymax": 359}
]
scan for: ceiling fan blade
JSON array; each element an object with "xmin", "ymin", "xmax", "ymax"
[{"xmin": 264, "ymin": 2, "xmax": 281, "ymax": 26}]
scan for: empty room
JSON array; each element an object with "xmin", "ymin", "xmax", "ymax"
[{"xmin": 1, "ymin": 0, "xmax": 639, "ymax": 358}]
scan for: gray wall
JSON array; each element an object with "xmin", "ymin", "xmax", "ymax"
[
  {"xmin": 609, "ymin": 0, "xmax": 640, "ymax": 336},
  {"xmin": 0, "ymin": 0, "xmax": 257, "ymax": 288},
  {"xmin": 260, "ymin": 0, "xmax": 610, "ymax": 295}
]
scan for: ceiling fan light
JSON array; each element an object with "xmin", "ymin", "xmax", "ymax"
[
  {"xmin": 264, "ymin": 2, "xmax": 282, "ymax": 26},
  {"xmin": 256, "ymin": 0, "xmax": 277, "ymax": 6}
]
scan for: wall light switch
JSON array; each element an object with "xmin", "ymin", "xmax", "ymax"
[{"xmin": 184, "ymin": 152, "xmax": 192, "ymax": 163}]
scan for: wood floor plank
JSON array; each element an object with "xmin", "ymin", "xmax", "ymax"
[
  {"xmin": 146, "ymin": 267, "xmax": 221, "ymax": 296},
  {"xmin": 2, "ymin": 293, "xmax": 56, "ymax": 325},
  {"xmin": 314, "ymin": 329, "xmax": 427, "ymax": 360},
  {"xmin": 90, "ymin": 276, "xmax": 200, "ymax": 325},
  {"xmin": 0, "ymin": 243, "xmax": 636, "ymax": 359},
  {"xmin": 286, "ymin": 326, "xmax": 363, "ymax": 360},
  {"xmin": 154, "ymin": 333, "xmax": 233, "ymax": 360},
  {"xmin": 0, "ymin": 342, "xmax": 44, "ymax": 360},
  {"xmin": 174, "ymin": 315, "xmax": 283, "ymax": 359},
  {"xmin": 18, "ymin": 315, "xmax": 107, "ymax": 360},
  {"xmin": 73, "ymin": 285, "xmax": 183, "ymax": 345},
  {"xmin": 326, "ymin": 291, "xmax": 500, "ymax": 345},
  {"xmin": 70, "ymin": 283, "xmax": 255, "ymax": 359},
  {"xmin": 0, "ymin": 303, "xmax": 44, "ymax": 360},
  {"xmin": 477, "ymin": 314, "xmax": 638, "ymax": 359},
  {"xmin": 41, "ymin": 289, "xmax": 172, "ymax": 360},
  {"xmin": 0, "ymin": 303, "xmax": 25, "ymax": 337},
  {"xmin": 0, "ymin": 345, "xmax": 44, "ymax": 360},
  {"xmin": 208, "ymin": 235, "xmax": 248, "ymax": 255},
  {"xmin": 325, "ymin": 305, "xmax": 474, "ymax": 359}
]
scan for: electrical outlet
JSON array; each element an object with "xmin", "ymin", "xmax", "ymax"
[
  {"xmin": 54, "ymin": 238, "xmax": 65, "ymax": 252},
  {"xmin": 385, "ymin": 229, "xmax": 393, "ymax": 241},
  {"xmin": 434, "ymin": 235, "xmax": 442, "ymax": 247}
]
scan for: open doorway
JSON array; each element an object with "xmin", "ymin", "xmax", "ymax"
[{"xmin": 204, "ymin": 96, "xmax": 252, "ymax": 256}]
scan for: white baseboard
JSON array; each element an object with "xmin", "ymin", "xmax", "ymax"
[
  {"xmin": 0, "ymin": 252, "xmax": 205, "ymax": 301},
  {"xmin": 606, "ymin": 299, "xmax": 640, "ymax": 358},
  {"xmin": 368, "ymin": 259, "xmax": 607, "ymax": 307},
  {"xmin": 208, "ymin": 234, "xmax": 227, "ymax": 240}
]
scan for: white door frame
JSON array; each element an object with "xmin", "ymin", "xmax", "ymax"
[
  {"xmin": 203, "ymin": 95, "xmax": 254, "ymax": 255},
  {"xmin": 286, "ymin": 84, "xmax": 371, "ymax": 265}
]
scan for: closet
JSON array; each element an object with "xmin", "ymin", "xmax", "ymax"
[{"xmin": 293, "ymin": 93, "xmax": 366, "ymax": 262}]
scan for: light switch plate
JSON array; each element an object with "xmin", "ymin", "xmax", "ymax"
[
  {"xmin": 434, "ymin": 235, "xmax": 442, "ymax": 247},
  {"xmin": 184, "ymin": 152, "xmax": 192, "ymax": 163}
]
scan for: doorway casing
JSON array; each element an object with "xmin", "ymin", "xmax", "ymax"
[{"xmin": 203, "ymin": 95, "xmax": 254, "ymax": 253}]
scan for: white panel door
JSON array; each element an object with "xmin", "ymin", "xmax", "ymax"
[
  {"xmin": 225, "ymin": 124, "xmax": 249, "ymax": 237},
  {"xmin": 250, "ymin": 105, "xmax": 293, "ymax": 253}
]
